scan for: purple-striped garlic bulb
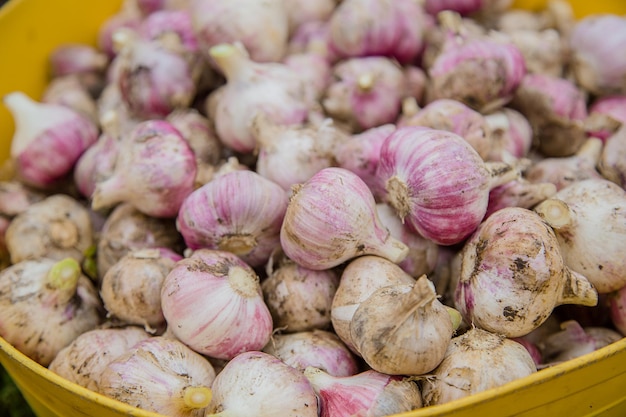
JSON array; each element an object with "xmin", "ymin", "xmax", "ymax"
[
  {"xmin": 261, "ymin": 260, "xmax": 339, "ymax": 332},
  {"xmin": 0, "ymin": 258, "xmax": 102, "ymax": 366},
  {"xmin": 534, "ymin": 179, "xmax": 626, "ymax": 294},
  {"xmin": 331, "ymin": 255, "xmax": 416, "ymax": 353},
  {"xmin": 3, "ymin": 92, "xmax": 98, "ymax": 189},
  {"xmin": 161, "ymin": 249, "xmax": 273, "ymax": 360},
  {"xmin": 303, "ymin": 367, "xmax": 423, "ymax": 417},
  {"xmin": 49, "ymin": 326, "xmax": 152, "ymax": 391},
  {"xmin": 280, "ymin": 167, "xmax": 409, "ymax": 270},
  {"xmin": 177, "ymin": 170, "xmax": 287, "ymax": 268},
  {"xmin": 139, "ymin": 9, "xmax": 199, "ymax": 53},
  {"xmin": 92, "ymin": 120, "xmax": 197, "ymax": 218},
  {"xmin": 206, "ymin": 351, "xmax": 318, "ymax": 417},
  {"xmin": 455, "ymin": 207, "xmax": 598, "ymax": 338},
  {"xmin": 421, "ymin": 328, "xmax": 537, "ymax": 406},
  {"xmin": 5, "ymin": 194, "xmax": 93, "ymax": 265},
  {"xmin": 99, "ymin": 336, "xmax": 216, "ymax": 417},
  {"xmin": 376, "ymin": 127, "xmax": 520, "ymax": 246},
  {"xmin": 101, "ymin": 248, "xmax": 183, "ymax": 332},
  {"xmin": 511, "ymin": 73, "xmax": 588, "ymax": 157},
  {"xmin": 328, "ymin": 0, "xmax": 427, "ymax": 64},
  {"xmin": 599, "ymin": 125, "xmax": 626, "ymax": 188},
  {"xmin": 586, "ymin": 95, "xmax": 626, "ymax": 142},
  {"xmin": 207, "ymin": 43, "xmax": 310, "ymax": 153},
  {"xmin": 263, "ymin": 330, "xmax": 358, "ymax": 377}
]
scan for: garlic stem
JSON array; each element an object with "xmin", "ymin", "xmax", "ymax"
[
  {"xmin": 357, "ymin": 73, "xmax": 375, "ymax": 92},
  {"xmin": 385, "ymin": 176, "xmax": 410, "ymax": 221},
  {"xmin": 534, "ymin": 198, "xmax": 572, "ymax": 230},
  {"xmin": 446, "ymin": 306, "xmax": 463, "ymax": 331},
  {"xmin": 183, "ymin": 386, "xmax": 212, "ymax": 410},
  {"xmin": 46, "ymin": 258, "xmax": 81, "ymax": 304},
  {"xmin": 209, "ymin": 43, "xmax": 250, "ymax": 81},
  {"xmin": 484, "ymin": 161, "xmax": 522, "ymax": 189},
  {"xmin": 575, "ymin": 137, "xmax": 603, "ymax": 165},
  {"xmin": 369, "ymin": 233, "xmax": 410, "ymax": 264},
  {"xmin": 228, "ymin": 266, "xmax": 259, "ymax": 298},
  {"xmin": 558, "ymin": 268, "xmax": 598, "ymax": 307}
]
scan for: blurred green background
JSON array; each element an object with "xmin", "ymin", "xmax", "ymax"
[{"xmin": 1, "ymin": 365, "xmax": 36, "ymax": 417}]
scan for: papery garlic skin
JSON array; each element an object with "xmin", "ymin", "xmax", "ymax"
[
  {"xmin": 49, "ymin": 44, "xmax": 108, "ymax": 78},
  {"xmin": 139, "ymin": 9, "xmax": 199, "ymax": 53},
  {"xmin": 350, "ymin": 276, "xmax": 454, "ymax": 375},
  {"xmin": 455, "ymin": 207, "xmax": 598, "ymax": 338},
  {"xmin": 206, "ymin": 351, "xmax": 318, "ymax": 417},
  {"xmin": 161, "ymin": 249, "xmax": 273, "ymax": 360},
  {"xmin": 261, "ymin": 262, "xmax": 339, "ymax": 332},
  {"xmin": 421, "ymin": 328, "xmax": 537, "ymax": 406},
  {"xmin": 534, "ymin": 179, "xmax": 626, "ymax": 294},
  {"xmin": 99, "ymin": 337, "xmax": 215, "ymax": 417},
  {"xmin": 280, "ymin": 167, "xmax": 409, "ymax": 270},
  {"xmin": 101, "ymin": 248, "xmax": 182, "ymax": 332},
  {"xmin": 304, "ymin": 367, "xmax": 422, "ymax": 417},
  {"xmin": 177, "ymin": 170, "xmax": 288, "ymax": 268},
  {"xmin": 5, "ymin": 194, "xmax": 93, "ymax": 265},
  {"xmin": 331, "ymin": 255, "xmax": 416, "ymax": 353},
  {"xmin": 42, "ymin": 75, "xmax": 99, "ymax": 124},
  {"xmin": 3, "ymin": 92, "xmax": 99, "ymax": 189},
  {"xmin": 284, "ymin": 0, "xmax": 337, "ymax": 34},
  {"xmin": 599, "ymin": 125, "xmax": 626, "ymax": 189},
  {"xmin": 263, "ymin": 330, "xmax": 359, "ymax": 377},
  {"xmin": 484, "ymin": 179, "xmax": 557, "ymax": 219},
  {"xmin": 74, "ymin": 123, "xmax": 120, "ymax": 199},
  {"xmin": 49, "ymin": 326, "xmax": 151, "ymax": 391},
  {"xmin": 586, "ymin": 95, "xmax": 626, "ymax": 141},
  {"xmin": 0, "ymin": 258, "xmax": 102, "ymax": 366},
  {"xmin": 485, "ymin": 107, "xmax": 533, "ymax": 161},
  {"xmin": 0, "ymin": 181, "xmax": 45, "ymax": 218}
]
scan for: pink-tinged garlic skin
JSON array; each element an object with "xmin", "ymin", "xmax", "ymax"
[
  {"xmin": 97, "ymin": 12, "xmax": 142, "ymax": 59},
  {"xmin": 350, "ymin": 276, "xmax": 454, "ymax": 376},
  {"xmin": 331, "ymin": 255, "xmax": 416, "ymax": 353},
  {"xmin": 424, "ymin": 0, "xmax": 483, "ymax": 16},
  {"xmin": 587, "ymin": 95, "xmax": 626, "ymax": 141},
  {"xmin": 428, "ymin": 34, "xmax": 526, "ymax": 113},
  {"xmin": 400, "ymin": 98, "xmax": 493, "ymax": 160},
  {"xmin": 484, "ymin": 179, "xmax": 557, "ymax": 219},
  {"xmin": 101, "ymin": 248, "xmax": 182, "ymax": 332},
  {"xmin": 534, "ymin": 179, "xmax": 626, "ymax": 294},
  {"xmin": 376, "ymin": 127, "xmax": 519, "ymax": 246},
  {"xmin": 116, "ymin": 38, "xmax": 197, "ymax": 119},
  {"xmin": 134, "ymin": 0, "xmax": 190, "ymax": 16},
  {"xmin": 166, "ymin": 108, "xmax": 223, "ymax": 166},
  {"xmin": 511, "ymin": 73, "xmax": 588, "ymax": 157},
  {"xmin": 48, "ymin": 326, "xmax": 152, "ymax": 391},
  {"xmin": 334, "ymin": 124, "xmax": 396, "ymax": 199},
  {"xmin": 512, "ymin": 337, "xmax": 543, "ymax": 367},
  {"xmin": 177, "ymin": 170, "xmax": 287, "ymax": 267},
  {"xmin": 161, "ymin": 249, "xmax": 273, "ymax": 360},
  {"xmin": 376, "ymin": 203, "xmax": 439, "ymax": 278},
  {"xmin": 0, "ymin": 258, "xmax": 102, "ymax": 366},
  {"xmin": 42, "ymin": 75, "xmax": 99, "ymax": 124},
  {"xmin": 505, "ymin": 29, "xmax": 566, "ymax": 77},
  {"xmin": 599, "ymin": 125, "xmax": 626, "ymax": 189},
  {"xmin": 97, "ymin": 203, "xmax": 184, "ymax": 281},
  {"xmin": 49, "ymin": 44, "xmax": 109, "ymax": 77},
  {"xmin": 525, "ymin": 138, "xmax": 604, "ymax": 191},
  {"xmin": 287, "ymin": 20, "xmax": 339, "ymax": 63},
  {"xmin": 99, "ymin": 337, "xmax": 216, "ymax": 417},
  {"xmin": 455, "ymin": 207, "xmax": 598, "ymax": 338},
  {"xmin": 263, "ymin": 330, "xmax": 358, "ymax": 377},
  {"xmin": 0, "ymin": 181, "xmax": 45, "ymax": 218},
  {"xmin": 207, "ymin": 351, "xmax": 318, "ymax": 417},
  {"xmin": 190, "ymin": 0, "xmax": 289, "ymax": 63},
  {"xmin": 609, "ymin": 285, "xmax": 626, "ymax": 336},
  {"xmin": 280, "ymin": 167, "xmax": 409, "ymax": 270},
  {"xmin": 328, "ymin": 0, "xmax": 427, "ymax": 64},
  {"xmin": 92, "ymin": 120, "xmax": 197, "ymax": 218},
  {"xmin": 3, "ymin": 92, "xmax": 99, "ymax": 189},
  {"xmin": 74, "ymin": 129, "xmax": 120, "ymax": 199},
  {"xmin": 5, "ymin": 194, "xmax": 93, "ymax": 265},
  {"xmin": 304, "ymin": 367, "xmax": 422, "ymax": 417},
  {"xmin": 284, "ymin": 0, "xmax": 337, "ymax": 34},
  {"xmin": 421, "ymin": 328, "xmax": 537, "ymax": 406},
  {"xmin": 569, "ymin": 14, "xmax": 626, "ymax": 96},
  {"xmin": 139, "ymin": 9, "xmax": 198, "ymax": 53},
  {"xmin": 208, "ymin": 43, "xmax": 310, "ymax": 153},
  {"xmin": 283, "ymin": 52, "xmax": 332, "ymax": 103},
  {"xmin": 485, "ymin": 107, "xmax": 533, "ymax": 161},
  {"xmin": 261, "ymin": 262, "xmax": 339, "ymax": 332},
  {"xmin": 323, "ymin": 56, "xmax": 409, "ymax": 131}
]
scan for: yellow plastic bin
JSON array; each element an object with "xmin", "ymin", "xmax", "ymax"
[{"xmin": 1, "ymin": 1, "xmax": 626, "ymax": 417}]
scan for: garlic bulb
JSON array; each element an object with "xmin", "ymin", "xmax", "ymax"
[
  {"xmin": 376, "ymin": 127, "xmax": 520, "ymax": 246},
  {"xmin": 176, "ymin": 170, "xmax": 288, "ymax": 268},
  {"xmin": 49, "ymin": 43, "xmax": 108, "ymax": 78},
  {"xmin": 161, "ymin": 249, "xmax": 273, "ymax": 360},
  {"xmin": 484, "ymin": 179, "xmax": 557, "ymax": 219},
  {"xmin": 97, "ymin": 203, "xmax": 184, "ymax": 281},
  {"xmin": 263, "ymin": 330, "xmax": 358, "ymax": 377},
  {"xmin": 49, "ymin": 326, "xmax": 151, "ymax": 391},
  {"xmin": 303, "ymin": 367, "xmax": 423, "ymax": 417},
  {"xmin": 99, "ymin": 336, "xmax": 216, "ymax": 417},
  {"xmin": 350, "ymin": 276, "xmax": 455, "ymax": 375},
  {"xmin": 139, "ymin": 9, "xmax": 199, "ymax": 53},
  {"xmin": 421, "ymin": 328, "xmax": 537, "ymax": 406},
  {"xmin": 284, "ymin": 0, "xmax": 337, "ymax": 34},
  {"xmin": 0, "ymin": 258, "xmax": 102, "ymax": 366},
  {"xmin": 280, "ymin": 167, "xmax": 409, "ymax": 270},
  {"xmin": 533, "ymin": 179, "xmax": 626, "ymax": 294},
  {"xmin": 261, "ymin": 261, "xmax": 339, "ymax": 332},
  {"xmin": 3, "ymin": 92, "xmax": 98, "ymax": 189},
  {"xmin": 42, "ymin": 75, "xmax": 99, "ymax": 124},
  {"xmin": 455, "ymin": 207, "xmax": 598, "ymax": 338},
  {"xmin": 5, "ymin": 194, "xmax": 93, "ymax": 264},
  {"xmin": 586, "ymin": 95, "xmax": 626, "ymax": 141},
  {"xmin": 101, "ymin": 248, "xmax": 182, "ymax": 332},
  {"xmin": 205, "ymin": 351, "xmax": 318, "ymax": 417},
  {"xmin": 0, "ymin": 180, "xmax": 45, "ymax": 218},
  {"xmin": 92, "ymin": 119, "xmax": 197, "ymax": 218},
  {"xmin": 331, "ymin": 255, "xmax": 416, "ymax": 353},
  {"xmin": 166, "ymin": 108, "xmax": 223, "ymax": 167},
  {"xmin": 599, "ymin": 125, "xmax": 626, "ymax": 189},
  {"xmin": 485, "ymin": 107, "xmax": 533, "ymax": 161}
]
